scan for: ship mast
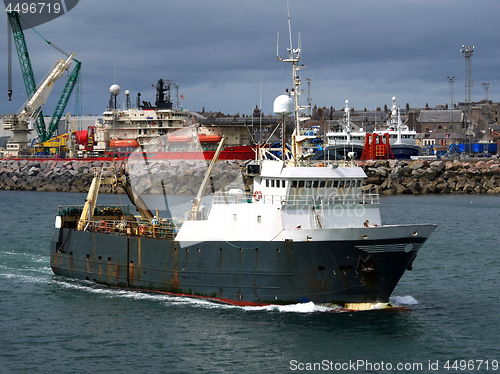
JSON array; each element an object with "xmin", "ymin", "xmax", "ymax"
[
  {"xmin": 391, "ymin": 96, "xmax": 402, "ymax": 145},
  {"xmin": 276, "ymin": 1, "xmax": 309, "ymax": 162},
  {"xmin": 344, "ymin": 100, "xmax": 352, "ymax": 145}
]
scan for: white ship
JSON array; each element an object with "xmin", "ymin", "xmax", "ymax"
[
  {"xmin": 324, "ymin": 97, "xmax": 423, "ymax": 159},
  {"xmin": 51, "ymin": 20, "xmax": 436, "ymax": 310},
  {"xmin": 89, "ymin": 79, "xmax": 255, "ymax": 160}
]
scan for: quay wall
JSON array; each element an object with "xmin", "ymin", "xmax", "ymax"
[{"xmin": 1, "ymin": 159, "xmax": 500, "ymax": 195}]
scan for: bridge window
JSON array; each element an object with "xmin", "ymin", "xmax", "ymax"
[
  {"xmin": 271, "ymin": 180, "xmax": 275, "ymax": 187},
  {"xmin": 319, "ymin": 181, "xmax": 326, "ymax": 188},
  {"xmin": 327, "ymin": 180, "xmax": 333, "ymax": 188},
  {"xmin": 305, "ymin": 181, "xmax": 312, "ymax": 188},
  {"xmin": 276, "ymin": 180, "xmax": 280, "ymax": 188},
  {"xmin": 345, "ymin": 180, "xmax": 351, "ymax": 188},
  {"xmin": 266, "ymin": 179, "xmax": 269, "ymax": 187},
  {"xmin": 291, "ymin": 180, "xmax": 298, "ymax": 188},
  {"xmin": 298, "ymin": 181, "xmax": 305, "ymax": 188},
  {"xmin": 338, "ymin": 181, "xmax": 344, "ymax": 188},
  {"xmin": 313, "ymin": 181, "xmax": 319, "ymax": 188}
]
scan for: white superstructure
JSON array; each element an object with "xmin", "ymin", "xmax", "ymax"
[{"xmin": 326, "ymin": 97, "xmax": 419, "ymax": 148}]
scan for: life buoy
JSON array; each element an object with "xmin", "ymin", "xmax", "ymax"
[
  {"xmin": 139, "ymin": 225, "xmax": 147, "ymax": 235},
  {"xmin": 98, "ymin": 220, "xmax": 107, "ymax": 231},
  {"xmin": 253, "ymin": 191, "xmax": 262, "ymax": 201}
]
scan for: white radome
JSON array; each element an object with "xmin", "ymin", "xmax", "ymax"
[
  {"xmin": 110, "ymin": 84, "xmax": 121, "ymax": 96},
  {"xmin": 273, "ymin": 95, "xmax": 293, "ymax": 115}
]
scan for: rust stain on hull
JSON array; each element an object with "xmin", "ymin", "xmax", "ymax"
[{"xmin": 171, "ymin": 242, "xmax": 179, "ymax": 289}]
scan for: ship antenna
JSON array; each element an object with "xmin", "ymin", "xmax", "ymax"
[
  {"xmin": 276, "ymin": 31, "xmax": 280, "ymax": 60},
  {"xmin": 277, "ymin": 0, "xmax": 308, "ymax": 163},
  {"xmin": 287, "ymin": 0, "xmax": 293, "ymax": 59}
]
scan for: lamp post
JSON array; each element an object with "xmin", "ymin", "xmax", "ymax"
[{"xmin": 448, "ymin": 76, "xmax": 455, "ymax": 144}]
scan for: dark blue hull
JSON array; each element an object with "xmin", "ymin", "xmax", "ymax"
[
  {"xmin": 391, "ymin": 144, "xmax": 423, "ymax": 159},
  {"xmin": 312, "ymin": 145, "xmax": 364, "ymax": 160},
  {"xmin": 50, "ymin": 228, "xmax": 429, "ymax": 306}
]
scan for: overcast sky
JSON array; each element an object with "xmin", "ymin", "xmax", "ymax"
[{"xmin": 2, "ymin": 0, "xmax": 500, "ymax": 118}]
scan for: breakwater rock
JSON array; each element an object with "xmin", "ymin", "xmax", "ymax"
[
  {"xmin": 0, "ymin": 159, "xmax": 249, "ymax": 194},
  {"xmin": 1, "ymin": 158, "xmax": 500, "ymax": 195},
  {"xmin": 360, "ymin": 159, "xmax": 500, "ymax": 194}
]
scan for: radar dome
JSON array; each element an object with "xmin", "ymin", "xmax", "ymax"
[
  {"xmin": 273, "ymin": 95, "xmax": 293, "ymax": 115},
  {"xmin": 125, "ymin": 90, "xmax": 130, "ymax": 95},
  {"xmin": 110, "ymin": 84, "xmax": 121, "ymax": 95}
]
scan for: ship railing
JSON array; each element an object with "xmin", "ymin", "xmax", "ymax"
[
  {"xmin": 58, "ymin": 204, "xmax": 135, "ymax": 217},
  {"xmin": 284, "ymin": 193, "xmax": 380, "ymax": 206},
  {"xmin": 210, "ymin": 192, "xmax": 380, "ymax": 207},
  {"xmin": 77, "ymin": 218, "xmax": 176, "ymax": 240}
]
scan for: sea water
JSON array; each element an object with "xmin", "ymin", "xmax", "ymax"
[{"xmin": 0, "ymin": 191, "xmax": 499, "ymax": 373}]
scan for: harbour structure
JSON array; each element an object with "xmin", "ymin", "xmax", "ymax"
[{"xmin": 4, "ymin": 11, "xmax": 81, "ymax": 155}]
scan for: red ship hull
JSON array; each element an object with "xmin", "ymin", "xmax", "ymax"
[{"xmin": 1, "ymin": 146, "xmax": 256, "ymax": 162}]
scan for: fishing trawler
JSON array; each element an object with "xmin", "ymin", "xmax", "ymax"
[
  {"xmin": 49, "ymin": 25, "xmax": 436, "ymax": 310},
  {"xmin": 323, "ymin": 97, "xmax": 422, "ymax": 160},
  {"xmin": 380, "ymin": 97, "xmax": 423, "ymax": 159}
]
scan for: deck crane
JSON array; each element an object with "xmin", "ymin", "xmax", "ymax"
[
  {"xmin": 5, "ymin": 11, "xmax": 81, "ymax": 147},
  {"xmin": 3, "ymin": 54, "xmax": 76, "ymax": 154}
]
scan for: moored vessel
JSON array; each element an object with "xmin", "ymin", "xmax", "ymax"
[
  {"xmin": 2, "ymin": 79, "xmax": 259, "ymax": 161},
  {"xmin": 323, "ymin": 97, "xmax": 423, "ymax": 160}
]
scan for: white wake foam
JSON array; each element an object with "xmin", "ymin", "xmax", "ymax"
[
  {"xmin": 52, "ymin": 280, "xmax": 342, "ymax": 313},
  {"xmin": 54, "ymin": 279, "xmax": 419, "ymax": 313},
  {"xmin": 390, "ymin": 295, "xmax": 419, "ymax": 305},
  {"xmin": 242, "ymin": 301, "xmax": 340, "ymax": 313}
]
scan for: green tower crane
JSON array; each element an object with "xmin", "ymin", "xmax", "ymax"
[
  {"xmin": 46, "ymin": 60, "xmax": 81, "ymax": 140},
  {"xmin": 7, "ymin": 11, "xmax": 47, "ymax": 141},
  {"xmin": 7, "ymin": 11, "xmax": 81, "ymax": 143}
]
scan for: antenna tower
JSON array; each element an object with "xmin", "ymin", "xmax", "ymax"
[
  {"xmin": 447, "ymin": 76, "xmax": 455, "ymax": 141},
  {"xmin": 460, "ymin": 45, "xmax": 474, "ymax": 110},
  {"xmin": 173, "ymin": 83, "xmax": 179, "ymax": 109},
  {"xmin": 447, "ymin": 76, "xmax": 455, "ymax": 109},
  {"xmin": 483, "ymin": 83, "xmax": 489, "ymax": 101}
]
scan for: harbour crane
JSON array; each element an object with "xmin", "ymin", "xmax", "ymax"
[
  {"xmin": 3, "ymin": 54, "xmax": 77, "ymax": 154},
  {"xmin": 5, "ymin": 11, "xmax": 81, "ymax": 149}
]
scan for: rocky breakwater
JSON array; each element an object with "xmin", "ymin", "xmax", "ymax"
[
  {"xmin": 127, "ymin": 159, "xmax": 247, "ymax": 195},
  {"xmin": 0, "ymin": 160, "xmax": 109, "ymax": 193},
  {"xmin": 0, "ymin": 159, "xmax": 249, "ymax": 194},
  {"xmin": 361, "ymin": 159, "xmax": 500, "ymax": 195},
  {"xmin": 2, "ymin": 158, "xmax": 500, "ymax": 195}
]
